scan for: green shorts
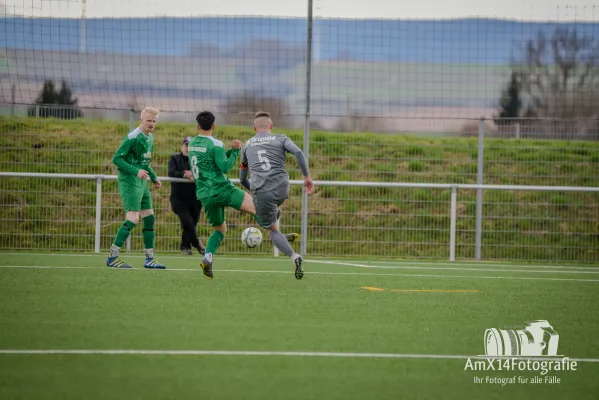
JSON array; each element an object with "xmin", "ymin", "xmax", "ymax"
[
  {"xmin": 201, "ymin": 185, "xmax": 246, "ymax": 227},
  {"xmin": 118, "ymin": 178, "xmax": 152, "ymax": 212}
]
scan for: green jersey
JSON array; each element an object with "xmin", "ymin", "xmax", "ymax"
[
  {"xmin": 112, "ymin": 127, "xmax": 157, "ymax": 184},
  {"xmin": 188, "ymin": 135, "xmax": 239, "ymax": 200}
]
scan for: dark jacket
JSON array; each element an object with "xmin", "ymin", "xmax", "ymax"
[{"xmin": 168, "ymin": 153, "xmax": 198, "ymax": 203}]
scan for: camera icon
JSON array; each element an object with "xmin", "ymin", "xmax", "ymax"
[{"xmin": 484, "ymin": 320, "xmax": 559, "ymax": 356}]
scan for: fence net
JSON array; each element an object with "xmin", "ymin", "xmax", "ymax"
[
  {"xmin": 2, "ymin": 1, "xmax": 599, "ymax": 136},
  {"xmin": 1, "ymin": 1, "xmax": 598, "ymax": 262},
  {"xmin": 1, "ymin": 175, "xmax": 597, "ymax": 262},
  {"xmin": 1, "ymin": 113, "xmax": 598, "ymax": 262}
]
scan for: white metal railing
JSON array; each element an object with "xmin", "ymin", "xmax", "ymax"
[{"xmin": 1, "ymin": 171, "xmax": 598, "ymax": 261}]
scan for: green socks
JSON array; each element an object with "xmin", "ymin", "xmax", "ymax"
[
  {"xmin": 113, "ymin": 220, "xmax": 136, "ymax": 248},
  {"xmin": 143, "ymin": 214, "xmax": 155, "ymax": 250},
  {"xmin": 110, "ymin": 215, "xmax": 157, "ymax": 259},
  {"xmin": 206, "ymin": 230, "xmax": 225, "ymax": 255}
]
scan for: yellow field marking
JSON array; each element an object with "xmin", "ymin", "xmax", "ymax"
[
  {"xmin": 361, "ymin": 286, "xmax": 478, "ymax": 293},
  {"xmin": 391, "ymin": 289, "xmax": 478, "ymax": 293}
]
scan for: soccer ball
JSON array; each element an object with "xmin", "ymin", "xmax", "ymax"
[{"xmin": 241, "ymin": 227, "xmax": 263, "ymax": 248}]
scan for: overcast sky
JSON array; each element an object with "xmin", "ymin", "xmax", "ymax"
[{"xmin": 2, "ymin": 0, "xmax": 599, "ymax": 21}]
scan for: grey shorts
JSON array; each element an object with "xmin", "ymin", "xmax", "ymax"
[{"xmin": 252, "ymin": 184, "xmax": 289, "ymax": 229}]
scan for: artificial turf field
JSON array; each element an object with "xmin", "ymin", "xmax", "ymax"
[{"xmin": 0, "ymin": 252, "xmax": 598, "ymax": 400}]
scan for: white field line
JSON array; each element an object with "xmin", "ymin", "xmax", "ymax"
[
  {"xmin": 0, "ymin": 258, "xmax": 597, "ymax": 275},
  {"xmin": 0, "ymin": 252, "xmax": 596, "ymax": 270},
  {"xmin": 329, "ymin": 260, "xmax": 599, "ymax": 271},
  {"xmin": 311, "ymin": 260, "xmax": 599, "ymax": 274},
  {"xmin": 1, "ymin": 265, "xmax": 599, "ymax": 283},
  {"xmin": 3, "ymin": 262, "xmax": 597, "ymax": 275},
  {"xmin": 0, "ymin": 349, "xmax": 597, "ymax": 363}
]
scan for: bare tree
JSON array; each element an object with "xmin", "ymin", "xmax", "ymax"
[{"xmin": 514, "ymin": 28, "xmax": 599, "ymax": 119}]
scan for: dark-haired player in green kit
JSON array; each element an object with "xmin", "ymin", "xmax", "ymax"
[
  {"xmin": 188, "ymin": 111, "xmax": 298, "ymax": 279},
  {"xmin": 105, "ymin": 107, "xmax": 166, "ymax": 269}
]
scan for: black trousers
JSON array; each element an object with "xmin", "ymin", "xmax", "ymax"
[{"xmin": 171, "ymin": 201, "xmax": 203, "ymax": 250}]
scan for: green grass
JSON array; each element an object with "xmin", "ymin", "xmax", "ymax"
[
  {"xmin": 0, "ymin": 116, "xmax": 598, "ymax": 262},
  {"xmin": 0, "ymin": 253, "xmax": 598, "ymax": 399}
]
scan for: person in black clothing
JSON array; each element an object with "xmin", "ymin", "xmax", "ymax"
[{"xmin": 168, "ymin": 136, "xmax": 206, "ymax": 255}]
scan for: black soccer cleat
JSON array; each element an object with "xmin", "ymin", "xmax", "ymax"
[
  {"xmin": 293, "ymin": 255, "xmax": 304, "ymax": 280},
  {"xmin": 200, "ymin": 256, "xmax": 213, "ymax": 279},
  {"xmin": 181, "ymin": 248, "xmax": 193, "ymax": 256}
]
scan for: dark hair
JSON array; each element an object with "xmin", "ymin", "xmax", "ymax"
[
  {"xmin": 254, "ymin": 111, "xmax": 271, "ymax": 119},
  {"xmin": 196, "ymin": 111, "xmax": 216, "ymax": 131}
]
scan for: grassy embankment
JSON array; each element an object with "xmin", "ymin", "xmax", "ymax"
[{"xmin": 0, "ymin": 117, "xmax": 597, "ymax": 261}]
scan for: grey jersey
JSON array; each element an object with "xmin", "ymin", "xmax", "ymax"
[{"xmin": 240, "ymin": 133, "xmax": 301, "ymax": 193}]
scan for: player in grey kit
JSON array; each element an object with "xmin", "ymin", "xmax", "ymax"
[{"xmin": 240, "ymin": 111, "xmax": 314, "ymax": 279}]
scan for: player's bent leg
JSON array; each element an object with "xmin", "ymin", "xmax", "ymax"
[
  {"xmin": 228, "ymin": 186, "xmax": 262, "ymax": 226},
  {"xmin": 239, "ymin": 192, "xmax": 256, "ymax": 215},
  {"xmin": 139, "ymin": 209, "xmax": 166, "ymax": 269}
]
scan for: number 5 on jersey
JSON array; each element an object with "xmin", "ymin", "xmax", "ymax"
[{"xmin": 257, "ymin": 150, "xmax": 271, "ymax": 171}]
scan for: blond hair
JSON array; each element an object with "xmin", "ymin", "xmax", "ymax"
[
  {"xmin": 140, "ymin": 107, "xmax": 160, "ymax": 118},
  {"xmin": 253, "ymin": 111, "xmax": 272, "ymax": 130}
]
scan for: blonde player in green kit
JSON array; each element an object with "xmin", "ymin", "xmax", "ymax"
[
  {"xmin": 105, "ymin": 107, "xmax": 166, "ymax": 269},
  {"xmin": 189, "ymin": 111, "xmax": 298, "ymax": 279}
]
